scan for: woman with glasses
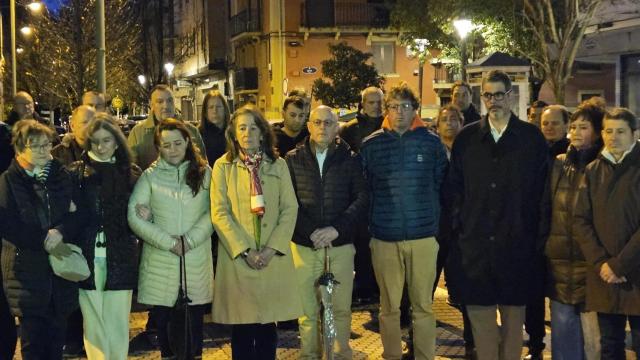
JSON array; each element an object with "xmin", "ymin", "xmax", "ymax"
[
  {"xmin": 211, "ymin": 106, "xmax": 301, "ymax": 359},
  {"xmin": 0, "ymin": 119, "xmax": 87, "ymax": 359},
  {"xmin": 128, "ymin": 119, "xmax": 213, "ymax": 359},
  {"xmin": 68, "ymin": 115, "xmax": 141, "ymax": 360}
]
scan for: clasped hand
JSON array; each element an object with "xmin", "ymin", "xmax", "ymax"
[
  {"xmin": 600, "ymin": 263, "xmax": 627, "ymax": 284},
  {"xmin": 245, "ymin": 247, "xmax": 276, "ymax": 270},
  {"xmin": 310, "ymin": 226, "xmax": 339, "ymax": 249}
]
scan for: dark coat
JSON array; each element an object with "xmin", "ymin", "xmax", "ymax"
[
  {"xmin": 272, "ymin": 122, "xmax": 309, "ymax": 156},
  {"xmin": 461, "ymin": 104, "xmax": 481, "ymax": 126},
  {"xmin": 0, "ymin": 159, "xmax": 87, "ymax": 317},
  {"xmin": 548, "ymin": 137, "xmax": 570, "ymax": 159},
  {"xmin": 574, "ymin": 143, "xmax": 640, "ymax": 315},
  {"xmin": 68, "ymin": 156, "xmax": 141, "ymax": 291},
  {"xmin": 361, "ymin": 126, "xmax": 448, "ymax": 241},
  {"xmin": 285, "ymin": 137, "xmax": 368, "ymax": 248},
  {"xmin": 51, "ymin": 138, "xmax": 84, "ymax": 167},
  {"xmin": 339, "ymin": 112, "xmax": 384, "ymax": 153},
  {"xmin": 198, "ymin": 121, "xmax": 227, "ymax": 167},
  {"xmin": 0, "ymin": 124, "xmax": 13, "ymax": 174},
  {"xmin": 445, "ymin": 114, "xmax": 548, "ymax": 305},
  {"xmin": 543, "ymin": 146, "xmax": 600, "ymax": 305}
]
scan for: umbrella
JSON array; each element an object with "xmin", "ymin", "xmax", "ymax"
[{"xmin": 317, "ymin": 247, "xmax": 340, "ymax": 360}]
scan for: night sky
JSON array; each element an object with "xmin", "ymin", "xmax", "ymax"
[{"xmin": 42, "ymin": 0, "xmax": 64, "ymax": 13}]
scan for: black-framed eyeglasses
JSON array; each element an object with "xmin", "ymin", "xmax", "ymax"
[
  {"xmin": 26, "ymin": 142, "xmax": 53, "ymax": 152},
  {"xmin": 387, "ymin": 103, "xmax": 413, "ymax": 112},
  {"xmin": 481, "ymin": 90, "xmax": 511, "ymax": 101}
]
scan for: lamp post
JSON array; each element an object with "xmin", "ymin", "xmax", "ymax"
[
  {"xmin": 413, "ymin": 38, "xmax": 429, "ymax": 107},
  {"xmin": 9, "ymin": 1, "xmax": 43, "ymax": 96},
  {"xmin": 453, "ymin": 19, "xmax": 473, "ymax": 82},
  {"xmin": 164, "ymin": 62, "xmax": 174, "ymax": 90}
]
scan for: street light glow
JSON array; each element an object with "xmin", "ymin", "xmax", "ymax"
[
  {"xmin": 16, "ymin": 47, "xmax": 24, "ymax": 54},
  {"xmin": 138, "ymin": 75, "xmax": 147, "ymax": 86},
  {"xmin": 453, "ymin": 19, "xmax": 473, "ymax": 40},
  {"xmin": 20, "ymin": 26, "xmax": 33, "ymax": 36},
  {"xmin": 27, "ymin": 1, "xmax": 43, "ymax": 12},
  {"xmin": 164, "ymin": 62, "xmax": 175, "ymax": 76}
]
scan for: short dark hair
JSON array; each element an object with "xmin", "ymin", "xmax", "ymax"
[
  {"xmin": 531, "ymin": 100, "xmax": 548, "ymax": 110},
  {"xmin": 482, "ymin": 70, "xmax": 512, "ymax": 92},
  {"xmin": 288, "ymin": 89, "xmax": 308, "ymax": 98},
  {"xmin": 226, "ymin": 106, "xmax": 279, "ymax": 161},
  {"xmin": 604, "ymin": 107, "xmax": 638, "ymax": 132},
  {"xmin": 282, "ymin": 96, "xmax": 305, "ymax": 112},
  {"xmin": 436, "ymin": 104, "xmax": 464, "ymax": 126},
  {"xmin": 385, "ymin": 82, "xmax": 419, "ymax": 111},
  {"xmin": 571, "ymin": 100, "xmax": 606, "ymax": 134},
  {"xmin": 451, "ymin": 81, "xmax": 472, "ymax": 95},
  {"xmin": 544, "ymin": 105, "xmax": 570, "ymax": 124},
  {"xmin": 149, "ymin": 84, "xmax": 172, "ymax": 100},
  {"xmin": 12, "ymin": 119, "xmax": 56, "ymax": 153}
]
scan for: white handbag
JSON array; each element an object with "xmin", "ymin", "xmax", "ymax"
[{"xmin": 48, "ymin": 243, "xmax": 91, "ymax": 282}]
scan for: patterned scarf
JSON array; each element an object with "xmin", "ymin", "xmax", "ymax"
[
  {"xmin": 34, "ymin": 160, "xmax": 53, "ymax": 185},
  {"xmin": 241, "ymin": 151, "xmax": 265, "ymax": 217}
]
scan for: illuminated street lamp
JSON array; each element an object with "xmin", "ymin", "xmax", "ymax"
[
  {"xmin": 164, "ymin": 62, "xmax": 175, "ymax": 89},
  {"xmin": 16, "ymin": 47, "xmax": 24, "ymax": 54},
  {"xmin": 20, "ymin": 26, "xmax": 33, "ymax": 36},
  {"xmin": 138, "ymin": 75, "xmax": 147, "ymax": 87},
  {"xmin": 27, "ymin": 1, "xmax": 43, "ymax": 12},
  {"xmin": 453, "ymin": 19, "xmax": 474, "ymax": 81},
  {"xmin": 9, "ymin": 1, "xmax": 45, "ymax": 96}
]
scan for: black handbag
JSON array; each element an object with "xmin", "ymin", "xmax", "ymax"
[{"xmin": 168, "ymin": 236, "xmax": 194, "ymax": 360}]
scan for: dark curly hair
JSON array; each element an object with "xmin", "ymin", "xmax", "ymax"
[{"xmin": 154, "ymin": 119, "xmax": 208, "ymax": 195}]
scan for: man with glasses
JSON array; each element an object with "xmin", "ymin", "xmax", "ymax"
[
  {"xmin": 285, "ymin": 105, "xmax": 368, "ymax": 359},
  {"xmin": 7, "ymin": 91, "xmax": 49, "ymax": 127},
  {"xmin": 445, "ymin": 70, "xmax": 548, "ymax": 360},
  {"xmin": 361, "ymin": 83, "xmax": 447, "ymax": 360},
  {"xmin": 273, "ymin": 95, "xmax": 308, "ymax": 155},
  {"xmin": 452, "ymin": 81, "xmax": 481, "ymax": 126}
]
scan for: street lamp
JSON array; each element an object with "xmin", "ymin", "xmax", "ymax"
[
  {"xmin": 20, "ymin": 26, "xmax": 32, "ymax": 36},
  {"xmin": 413, "ymin": 38, "xmax": 429, "ymax": 107},
  {"xmin": 164, "ymin": 62, "xmax": 175, "ymax": 89},
  {"xmin": 9, "ymin": 0, "xmax": 45, "ymax": 96},
  {"xmin": 453, "ymin": 19, "xmax": 474, "ymax": 81},
  {"xmin": 138, "ymin": 75, "xmax": 146, "ymax": 87},
  {"xmin": 16, "ymin": 47, "xmax": 24, "ymax": 54}
]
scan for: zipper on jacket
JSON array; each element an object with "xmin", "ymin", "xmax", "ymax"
[{"xmin": 400, "ymin": 136, "xmax": 407, "ymax": 240}]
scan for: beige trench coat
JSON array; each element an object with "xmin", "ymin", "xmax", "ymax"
[{"xmin": 210, "ymin": 155, "xmax": 302, "ymax": 324}]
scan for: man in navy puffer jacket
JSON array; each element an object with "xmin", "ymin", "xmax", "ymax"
[{"xmin": 361, "ymin": 83, "xmax": 447, "ymax": 360}]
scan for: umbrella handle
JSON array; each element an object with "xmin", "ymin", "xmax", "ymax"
[{"xmin": 324, "ymin": 246, "xmax": 330, "ymax": 273}]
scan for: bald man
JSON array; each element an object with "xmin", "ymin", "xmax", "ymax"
[
  {"xmin": 285, "ymin": 106, "xmax": 368, "ymax": 359},
  {"xmin": 7, "ymin": 91, "xmax": 50, "ymax": 127},
  {"xmin": 82, "ymin": 91, "xmax": 107, "ymax": 112},
  {"xmin": 52, "ymin": 105, "xmax": 96, "ymax": 166}
]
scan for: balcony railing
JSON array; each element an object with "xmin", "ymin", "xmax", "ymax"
[
  {"xmin": 230, "ymin": 9, "xmax": 260, "ymax": 37},
  {"xmin": 433, "ymin": 64, "xmax": 458, "ymax": 84},
  {"xmin": 300, "ymin": 2, "xmax": 391, "ymax": 28}
]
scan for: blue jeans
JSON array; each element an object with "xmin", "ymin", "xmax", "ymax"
[
  {"xmin": 598, "ymin": 313, "xmax": 640, "ymax": 360},
  {"xmin": 550, "ymin": 301, "xmax": 600, "ymax": 360}
]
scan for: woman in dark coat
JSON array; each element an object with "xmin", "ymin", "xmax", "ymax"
[
  {"xmin": 0, "ymin": 119, "xmax": 86, "ymax": 360},
  {"xmin": 198, "ymin": 90, "xmax": 230, "ymax": 167},
  {"xmin": 574, "ymin": 107, "xmax": 640, "ymax": 359},
  {"xmin": 67, "ymin": 114, "xmax": 141, "ymax": 359},
  {"xmin": 543, "ymin": 102, "xmax": 604, "ymax": 360}
]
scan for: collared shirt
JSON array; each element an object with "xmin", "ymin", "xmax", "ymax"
[
  {"xmin": 315, "ymin": 147, "xmax": 328, "ymax": 177},
  {"xmin": 601, "ymin": 141, "xmax": 637, "ymax": 164},
  {"xmin": 488, "ymin": 118, "xmax": 509, "ymax": 142}
]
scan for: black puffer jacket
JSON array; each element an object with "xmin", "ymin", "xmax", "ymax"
[
  {"xmin": 285, "ymin": 137, "xmax": 368, "ymax": 248},
  {"xmin": 543, "ymin": 146, "xmax": 600, "ymax": 304},
  {"xmin": 68, "ymin": 155, "xmax": 141, "ymax": 290},
  {"xmin": 339, "ymin": 112, "xmax": 384, "ymax": 153},
  {"xmin": 198, "ymin": 121, "xmax": 227, "ymax": 167},
  {"xmin": 0, "ymin": 159, "xmax": 86, "ymax": 317}
]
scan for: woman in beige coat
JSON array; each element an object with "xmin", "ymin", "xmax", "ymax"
[
  {"xmin": 211, "ymin": 106, "xmax": 301, "ymax": 359},
  {"xmin": 128, "ymin": 119, "xmax": 213, "ymax": 359}
]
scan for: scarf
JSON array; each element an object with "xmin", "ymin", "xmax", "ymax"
[{"xmin": 241, "ymin": 151, "xmax": 265, "ymax": 249}]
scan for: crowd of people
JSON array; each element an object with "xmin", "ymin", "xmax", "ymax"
[{"xmin": 0, "ymin": 68, "xmax": 638, "ymax": 360}]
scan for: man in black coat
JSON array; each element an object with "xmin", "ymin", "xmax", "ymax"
[
  {"xmin": 446, "ymin": 70, "xmax": 548, "ymax": 360},
  {"xmin": 285, "ymin": 105, "xmax": 368, "ymax": 359},
  {"xmin": 451, "ymin": 81, "xmax": 481, "ymax": 126},
  {"xmin": 273, "ymin": 96, "xmax": 308, "ymax": 155}
]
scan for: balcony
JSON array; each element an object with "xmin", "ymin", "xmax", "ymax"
[
  {"xmin": 230, "ymin": 9, "xmax": 260, "ymax": 38},
  {"xmin": 432, "ymin": 63, "xmax": 459, "ymax": 89},
  {"xmin": 300, "ymin": 2, "xmax": 391, "ymax": 29}
]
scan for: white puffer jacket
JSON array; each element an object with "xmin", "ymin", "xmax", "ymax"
[{"xmin": 128, "ymin": 158, "xmax": 213, "ymax": 306}]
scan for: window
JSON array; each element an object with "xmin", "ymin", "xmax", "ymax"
[{"xmin": 372, "ymin": 42, "xmax": 395, "ymax": 74}]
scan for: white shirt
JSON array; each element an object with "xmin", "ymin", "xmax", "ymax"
[
  {"xmin": 315, "ymin": 147, "xmax": 328, "ymax": 177},
  {"xmin": 601, "ymin": 141, "xmax": 637, "ymax": 164},
  {"xmin": 488, "ymin": 118, "xmax": 509, "ymax": 142}
]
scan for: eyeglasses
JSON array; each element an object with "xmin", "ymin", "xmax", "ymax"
[
  {"xmin": 481, "ymin": 90, "xmax": 511, "ymax": 101},
  {"xmin": 311, "ymin": 119, "xmax": 336, "ymax": 128},
  {"xmin": 387, "ymin": 103, "xmax": 413, "ymax": 112},
  {"xmin": 26, "ymin": 142, "xmax": 52, "ymax": 152}
]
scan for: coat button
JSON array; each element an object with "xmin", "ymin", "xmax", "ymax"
[
  {"xmin": 490, "ymin": 183, "xmax": 496, "ymax": 188},
  {"xmin": 489, "ymin": 236, "xmax": 495, "ymax": 241}
]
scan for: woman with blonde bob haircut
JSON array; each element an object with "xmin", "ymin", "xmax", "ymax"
[{"xmin": 211, "ymin": 106, "xmax": 301, "ymax": 359}]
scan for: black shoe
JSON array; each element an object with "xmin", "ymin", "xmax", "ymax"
[
  {"xmin": 62, "ymin": 342, "xmax": 85, "ymax": 358},
  {"xmin": 276, "ymin": 319, "xmax": 298, "ymax": 330},
  {"xmin": 129, "ymin": 331, "xmax": 157, "ymax": 354},
  {"xmin": 523, "ymin": 349, "xmax": 543, "ymax": 360}
]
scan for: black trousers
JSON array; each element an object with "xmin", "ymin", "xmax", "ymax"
[
  {"xmin": 64, "ymin": 309, "xmax": 84, "ymax": 348},
  {"xmin": 231, "ymin": 323, "xmax": 277, "ymax": 360},
  {"xmin": 353, "ymin": 222, "xmax": 378, "ymax": 299},
  {"xmin": 19, "ymin": 312, "xmax": 67, "ymax": 360},
  {"xmin": 525, "ymin": 257, "xmax": 547, "ymax": 351},
  {"xmin": 598, "ymin": 313, "xmax": 640, "ymax": 360},
  {"xmin": 155, "ymin": 304, "xmax": 205, "ymax": 358},
  {"xmin": 0, "ymin": 287, "xmax": 16, "ymax": 360}
]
